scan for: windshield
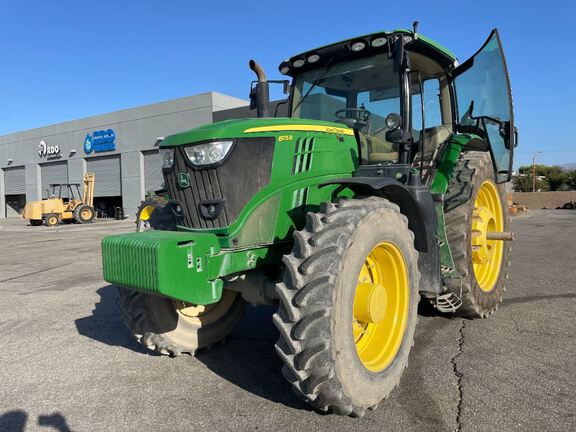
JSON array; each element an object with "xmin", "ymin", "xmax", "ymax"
[{"xmin": 291, "ymin": 54, "xmax": 401, "ymax": 164}]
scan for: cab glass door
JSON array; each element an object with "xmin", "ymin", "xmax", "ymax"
[{"xmin": 453, "ymin": 30, "xmax": 515, "ymax": 182}]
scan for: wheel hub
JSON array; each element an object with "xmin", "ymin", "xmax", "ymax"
[
  {"xmin": 471, "ymin": 206, "xmax": 496, "ymax": 265},
  {"xmin": 354, "ymin": 282, "xmax": 387, "ymax": 324},
  {"xmin": 174, "ymin": 290, "xmax": 237, "ymax": 327}
]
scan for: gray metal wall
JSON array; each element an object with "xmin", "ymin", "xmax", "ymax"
[
  {"xmin": 86, "ymin": 155, "xmax": 121, "ymax": 197},
  {"xmin": 0, "ymin": 92, "xmax": 248, "ymax": 218},
  {"xmin": 3, "ymin": 166, "xmax": 25, "ymax": 194},
  {"xmin": 143, "ymin": 150, "xmax": 162, "ymax": 194},
  {"xmin": 41, "ymin": 161, "xmax": 69, "ymax": 198}
]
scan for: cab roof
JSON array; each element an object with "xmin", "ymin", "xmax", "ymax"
[{"xmin": 279, "ymin": 29, "xmax": 457, "ymax": 76}]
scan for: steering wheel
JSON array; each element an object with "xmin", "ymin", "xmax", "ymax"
[
  {"xmin": 335, "ymin": 108, "xmax": 371, "ymax": 130},
  {"xmin": 335, "ymin": 108, "xmax": 370, "ymax": 122}
]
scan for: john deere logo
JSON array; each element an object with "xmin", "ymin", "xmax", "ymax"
[{"xmin": 177, "ymin": 171, "xmax": 191, "ymax": 188}]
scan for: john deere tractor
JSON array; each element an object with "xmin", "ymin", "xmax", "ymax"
[{"xmin": 102, "ymin": 25, "xmax": 516, "ymax": 416}]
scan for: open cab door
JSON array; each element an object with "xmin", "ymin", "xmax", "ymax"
[{"xmin": 453, "ymin": 30, "xmax": 515, "ymax": 182}]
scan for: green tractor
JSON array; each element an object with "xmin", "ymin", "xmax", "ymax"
[{"xmin": 102, "ymin": 24, "xmax": 516, "ymax": 416}]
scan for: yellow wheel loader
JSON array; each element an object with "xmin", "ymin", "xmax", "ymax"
[{"xmin": 22, "ymin": 173, "xmax": 96, "ymax": 226}]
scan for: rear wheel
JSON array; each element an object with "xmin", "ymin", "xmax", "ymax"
[
  {"xmin": 443, "ymin": 151, "xmax": 511, "ymax": 317},
  {"xmin": 136, "ymin": 196, "xmax": 168, "ymax": 232},
  {"xmin": 117, "ymin": 287, "xmax": 246, "ymax": 356},
  {"xmin": 44, "ymin": 214, "xmax": 59, "ymax": 227},
  {"xmin": 274, "ymin": 197, "xmax": 419, "ymax": 416},
  {"xmin": 74, "ymin": 204, "xmax": 95, "ymax": 224},
  {"xmin": 30, "ymin": 219, "xmax": 43, "ymax": 226}
]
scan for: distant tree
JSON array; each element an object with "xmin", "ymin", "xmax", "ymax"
[
  {"xmin": 566, "ymin": 170, "xmax": 576, "ymax": 190},
  {"xmin": 513, "ymin": 175, "xmax": 550, "ymax": 192},
  {"xmin": 515, "ymin": 164, "xmax": 572, "ymax": 191},
  {"xmin": 513, "ymin": 175, "xmax": 531, "ymax": 192}
]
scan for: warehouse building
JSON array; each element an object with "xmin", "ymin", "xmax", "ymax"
[{"xmin": 0, "ymin": 92, "xmax": 249, "ymax": 219}]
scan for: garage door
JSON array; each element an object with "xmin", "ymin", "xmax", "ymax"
[
  {"xmin": 86, "ymin": 155, "xmax": 121, "ymax": 197},
  {"xmin": 41, "ymin": 161, "xmax": 69, "ymax": 198},
  {"xmin": 143, "ymin": 150, "xmax": 163, "ymax": 194},
  {"xmin": 3, "ymin": 166, "xmax": 26, "ymax": 195}
]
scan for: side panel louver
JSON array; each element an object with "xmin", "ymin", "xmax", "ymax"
[{"xmin": 292, "ymin": 137, "xmax": 315, "ymax": 175}]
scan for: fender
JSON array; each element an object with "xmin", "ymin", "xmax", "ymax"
[{"xmin": 321, "ymin": 176, "xmax": 442, "ymax": 296}]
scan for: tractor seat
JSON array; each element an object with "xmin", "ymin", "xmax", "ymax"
[
  {"xmin": 413, "ymin": 125, "xmax": 452, "ymax": 165},
  {"xmin": 367, "ymin": 134, "xmax": 398, "ymax": 163}
]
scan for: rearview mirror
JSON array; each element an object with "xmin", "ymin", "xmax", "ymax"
[{"xmin": 267, "ymin": 80, "xmax": 291, "ymax": 95}]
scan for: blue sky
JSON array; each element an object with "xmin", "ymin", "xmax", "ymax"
[{"xmin": 0, "ymin": 0, "xmax": 574, "ymax": 168}]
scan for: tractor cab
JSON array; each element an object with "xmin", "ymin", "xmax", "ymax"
[{"xmin": 279, "ymin": 27, "xmax": 515, "ymax": 183}]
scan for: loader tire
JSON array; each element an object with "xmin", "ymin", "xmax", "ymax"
[
  {"xmin": 117, "ymin": 287, "xmax": 246, "ymax": 356},
  {"xmin": 74, "ymin": 204, "xmax": 95, "ymax": 224},
  {"xmin": 273, "ymin": 197, "xmax": 420, "ymax": 417},
  {"xmin": 443, "ymin": 151, "xmax": 511, "ymax": 318},
  {"xmin": 44, "ymin": 214, "xmax": 59, "ymax": 227},
  {"xmin": 30, "ymin": 219, "xmax": 43, "ymax": 226}
]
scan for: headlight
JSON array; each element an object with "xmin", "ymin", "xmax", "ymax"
[
  {"xmin": 184, "ymin": 141, "xmax": 234, "ymax": 166},
  {"xmin": 160, "ymin": 148, "xmax": 175, "ymax": 169}
]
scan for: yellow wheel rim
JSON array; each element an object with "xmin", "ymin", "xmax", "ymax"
[
  {"xmin": 81, "ymin": 209, "xmax": 92, "ymax": 219},
  {"xmin": 139, "ymin": 205, "xmax": 155, "ymax": 221},
  {"xmin": 472, "ymin": 180, "xmax": 504, "ymax": 292},
  {"xmin": 174, "ymin": 290, "xmax": 236, "ymax": 327},
  {"xmin": 353, "ymin": 242, "xmax": 409, "ymax": 372}
]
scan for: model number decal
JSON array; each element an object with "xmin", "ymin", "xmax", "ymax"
[{"xmin": 278, "ymin": 135, "xmax": 293, "ymax": 142}]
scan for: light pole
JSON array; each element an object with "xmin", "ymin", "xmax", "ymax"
[{"xmin": 532, "ymin": 151, "xmax": 543, "ymax": 192}]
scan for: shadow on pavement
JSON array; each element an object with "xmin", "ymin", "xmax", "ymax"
[
  {"xmin": 502, "ymin": 293, "xmax": 576, "ymax": 306},
  {"xmin": 0, "ymin": 411, "xmax": 73, "ymax": 432},
  {"xmin": 74, "ymin": 285, "xmax": 151, "ymax": 355},
  {"xmin": 37, "ymin": 413, "xmax": 72, "ymax": 432},
  {"xmin": 195, "ymin": 305, "xmax": 312, "ymax": 411},
  {"xmin": 0, "ymin": 410, "xmax": 27, "ymax": 432},
  {"xmin": 76, "ymin": 287, "xmax": 309, "ymax": 410}
]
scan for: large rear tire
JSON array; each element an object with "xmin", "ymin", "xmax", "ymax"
[
  {"xmin": 117, "ymin": 288, "xmax": 246, "ymax": 356},
  {"xmin": 135, "ymin": 196, "xmax": 176, "ymax": 232},
  {"xmin": 443, "ymin": 151, "xmax": 511, "ymax": 318},
  {"xmin": 274, "ymin": 197, "xmax": 420, "ymax": 416}
]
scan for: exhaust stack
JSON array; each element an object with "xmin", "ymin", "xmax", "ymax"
[{"xmin": 249, "ymin": 60, "xmax": 270, "ymax": 118}]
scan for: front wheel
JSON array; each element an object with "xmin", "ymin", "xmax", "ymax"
[
  {"xmin": 117, "ymin": 288, "xmax": 246, "ymax": 356},
  {"xmin": 44, "ymin": 214, "xmax": 59, "ymax": 227},
  {"xmin": 274, "ymin": 197, "xmax": 420, "ymax": 416}
]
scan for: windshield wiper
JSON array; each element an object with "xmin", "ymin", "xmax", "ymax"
[{"xmin": 291, "ymin": 59, "xmax": 335, "ymax": 114}]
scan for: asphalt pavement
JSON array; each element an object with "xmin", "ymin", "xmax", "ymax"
[{"xmin": 0, "ymin": 210, "xmax": 574, "ymax": 431}]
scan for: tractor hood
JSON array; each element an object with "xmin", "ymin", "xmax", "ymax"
[{"xmin": 160, "ymin": 118, "xmax": 354, "ymax": 147}]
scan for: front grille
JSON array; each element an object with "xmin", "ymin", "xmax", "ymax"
[{"xmin": 164, "ymin": 137, "xmax": 275, "ymax": 229}]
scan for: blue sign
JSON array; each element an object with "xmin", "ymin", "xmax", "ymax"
[{"xmin": 84, "ymin": 129, "xmax": 116, "ymax": 154}]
